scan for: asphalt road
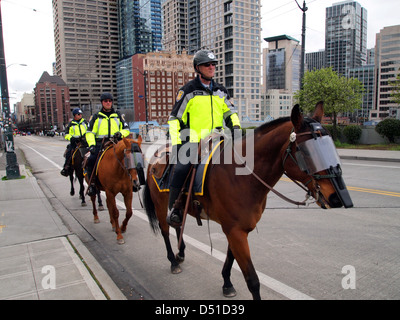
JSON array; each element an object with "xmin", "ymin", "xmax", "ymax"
[{"xmin": 15, "ymin": 135, "xmax": 400, "ymax": 300}]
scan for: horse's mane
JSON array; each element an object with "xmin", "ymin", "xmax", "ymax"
[{"xmin": 253, "ymin": 116, "xmax": 291, "ymax": 135}]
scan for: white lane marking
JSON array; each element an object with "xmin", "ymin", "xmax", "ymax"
[
  {"xmin": 20, "ymin": 143, "xmax": 62, "ymax": 169},
  {"xmin": 21, "ymin": 142, "xmax": 315, "ymax": 300},
  {"xmin": 342, "ymin": 162, "xmax": 400, "ymax": 169}
]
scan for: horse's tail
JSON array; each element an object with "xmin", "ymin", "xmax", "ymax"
[{"xmin": 143, "ymin": 181, "xmax": 160, "ymax": 234}]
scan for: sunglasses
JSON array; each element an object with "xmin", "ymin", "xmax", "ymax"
[{"xmin": 201, "ymin": 62, "xmax": 217, "ymax": 67}]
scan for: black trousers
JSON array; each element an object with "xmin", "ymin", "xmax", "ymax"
[
  {"xmin": 170, "ymin": 142, "xmax": 198, "ymax": 189},
  {"xmin": 64, "ymin": 139, "xmax": 78, "ymax": 166}
]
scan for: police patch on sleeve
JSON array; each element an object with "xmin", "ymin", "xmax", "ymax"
[{"xmin": 176, "ymin": 90, "xmax": 184, "ymax": 102}]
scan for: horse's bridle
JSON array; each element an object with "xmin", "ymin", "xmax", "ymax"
[{"xmin": 282, "ymin": 124, "xmax": 344, "ymax": 208}]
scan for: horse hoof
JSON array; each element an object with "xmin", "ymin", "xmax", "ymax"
[
  {"xmin": 175, "ymin": 254, "xmax": 185, "ymax": 263},
  {"xmin": 223, "ymin": 286, "xmax": 237, "ymax": 298},
  {"xmin": 117, "ymin": 238, "xmax": 125, "ymax": 245},
  {"xmin": 81, "ymin": 202, "xmax": 87, "ymax": 207},
  {"xmin": 70, "ymin": 191, "xmax": 74, "ymax": 196},
  {"xmin": 98, "ymin": 206, "xmax": 105, "ymax": 211},
  {"xmin": 171, "ymin": 265, "xmax": 182, "ymax": 274},
  {"xmin": 94, "ymin": 218, "xmax": 100, "ymax": 224}
]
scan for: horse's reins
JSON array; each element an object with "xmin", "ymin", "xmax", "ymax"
[
  {"xmin": 229, "ymin": 134, "xmax": 309, "ymax": 207},
  {"xmin": 111, "ymin": 139, "xmax": 144, "ymax": 208},
  {"xmin": 85, "ymin": 137, "xmax": 106, "ymax": 196}
]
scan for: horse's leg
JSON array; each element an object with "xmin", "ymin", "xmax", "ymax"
[
  {"xmin": 105, "ymin": 192, "xmax": 124, "ymax": 244},
  {"xmin": 156, "ymin": 203, "xmax": 182, "ymax": 274},
  {"xmin": 161, "ymin": 226, "xmax": 182, "ymax": 274},
  {"xmin": 221, "ymin": 246, "xmax": 237, "ymax": 297},
  {"xmin": 121, "ymin": 192, "xmax": 133, "ymax": 233},
  {"xmin": 90, "ymin": 194, "xmax": 100, "ymax": 223},
  {"xmin": 174, "ymin": 227, "xmax": 185, "ymax": 263},
  {"xmin": 97, "ymin": 189, "xmax": 104, "ymax": 211},
  {"xmin": 78, "ymin": 175, "xmax": 87, "ymax": 207},
  {"xmin": 226, "ymin": 229, "xmax": 261, "ymax": 300},
  {"xmin": 69, "ymin": 172, "xmax": 75, "ymax": 196}
]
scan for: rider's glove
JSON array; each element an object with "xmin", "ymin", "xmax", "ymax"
[
  {"xmin": 89, "ymin": 146, "xmax": 96, "ymax": 154},
  {"xmin": 114, "ymin": 132, "xmax": 122, "ymax": 140}
]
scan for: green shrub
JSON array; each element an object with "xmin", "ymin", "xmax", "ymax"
[
  {"xmin": 343, "ymin": 125, "xmax": 362, "ymax": 144},
  {"xmin": 324, "ymin": 124, "xmax": 341, "ymax": 140},
  {"xmin": 375, "ymin": 118, "xmax": 400, "ymax": 143}
]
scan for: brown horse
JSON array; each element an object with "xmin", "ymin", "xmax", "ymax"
[
  {"xmin": 68, "ymin": 143, "xmax": 104, "ymax": 217},
  {"xmin": 88, "ymin": 136, "xmax": 144, "ymax": 244},
  {"xmin": 143, "ymin": 102, "xmax": 353, "ymax": 299}
]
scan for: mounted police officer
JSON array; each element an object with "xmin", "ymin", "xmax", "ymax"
[
  {"xmin": 167, "ymin": 49, "xmax": 241, "ymax": 227},
  {"xmin": 85, "ymin": 92, "xmax": 130, "ymax": 196},
  {"xmin": 60, "ymin": 108, "xmax": 88, "ymax": 177}
]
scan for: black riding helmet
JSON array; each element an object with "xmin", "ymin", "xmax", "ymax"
[
  {"xmin": 100, "ymin": 92, "xmax": 113, "ymax": 102},
  {"xmin": 193, "ymin": 50, "xmax": 218, "ymax": 72}
]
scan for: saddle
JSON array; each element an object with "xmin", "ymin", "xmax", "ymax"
[{"xmin": 150, "ymin": 131, "xmax": 225, "ymax": 225}]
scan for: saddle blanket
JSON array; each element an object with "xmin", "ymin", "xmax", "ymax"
[{"xmin": 152, "ymin": 139, "xmax": 223, "ymax": 196}]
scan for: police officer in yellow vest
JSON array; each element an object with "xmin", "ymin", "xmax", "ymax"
[
  {"xmin": 167, "ymin": 49, "xmax": 241, "ymax": 227},
  {"xmin": 85, "ymin": 92, "xmax": 130, "ymax": 196},
  {"xmin": 60, "ymin": 108, "xmax": 88, "ymax": 177}
]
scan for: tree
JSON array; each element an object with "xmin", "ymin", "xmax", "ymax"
[
  {"xmin": 389, "ymin": 68, "xmax": 400, "ymax": 105},
  {"xmin": 294, "ymin": 67, "xmax": 364, "ymax": 133}
]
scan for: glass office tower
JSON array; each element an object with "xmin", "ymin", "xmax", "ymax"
[
  {"xmin": 325, "ymin": 1, "xmax": 367, "ymax": 76},
  {"xmin": 117, "ymin": 0, "xmax": 163, "ymax": 109}
]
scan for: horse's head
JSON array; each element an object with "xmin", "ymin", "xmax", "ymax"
[
  {"xmin": 283, "ymin": 102, "xmax": 353, "ymax": 209},
  {"xmin": 122, "ymin": 135, "xmax": 145, "ymax": 192}
]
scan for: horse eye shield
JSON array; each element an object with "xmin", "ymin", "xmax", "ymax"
[
  {"xmin": 295, "ymin": 135, "xmax": 341, "ymax": 175},
  {"xmin": 124, "ymin": 143, "xmax": 144, "ymax": 170}
]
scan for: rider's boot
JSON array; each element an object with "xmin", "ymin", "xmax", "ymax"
[
  {"xmin": 86, "ymin": 165, "xmax": 97, "ymax": 196},
  {"xmin": 166, "ymin": 187, "xmax": 182, "ymax": 227},
  {"xmin": 60, "ymin": 158, "xmax": 70, "ymax": 177}
]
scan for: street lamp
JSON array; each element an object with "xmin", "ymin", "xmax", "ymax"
[
  {"xmin": 295, "ymin": 0, "xmax": 308, "ymax": 90},
  {"xmin": 0, "ymin": 3, "xmax": 24, "ymax": 179},
  {"xmin": 134, "ymin": 67, "xmax": 150, "ymax": 142}
]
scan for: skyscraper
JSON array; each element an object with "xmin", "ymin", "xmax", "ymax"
[
  {"xmin": 162, "ymin": 0, "xmax": 262, "ymax": 121},
  {"xmin": 201, "ymin": 0, "xmax": 262, "ymax": 121},
  {"xmin": 52, "ymin": 0, "xmax": 120, "ymax": 113},
  {"xmin": 325, "ymin": 1, "xmax": 367, "ymax": 76},
  {"xmin": 263, "ymin": 35, "xmax": 301, "ymax": 94},
  {"xmin": 372, "ymin": 25, "xmax": 400, "ymax": 120},
  {"xmin": 117, "ymin": 0, "xmax": 163, "ymax": 110}
]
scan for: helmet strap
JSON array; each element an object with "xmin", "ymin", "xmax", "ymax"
[{"xmin": 196, "ymin": 66, "xmax": 213, "ymax": 82}]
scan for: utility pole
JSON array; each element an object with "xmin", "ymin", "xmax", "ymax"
[
  {"xmin": 295, "ymin": 0, "xmax": 308, "ymax": 90},
  {"xmin": 0, "ymin": 0, "xmax": 20, "ymax": 179}
]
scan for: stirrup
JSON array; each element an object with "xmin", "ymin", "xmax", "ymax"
[
  {"xmin": 166, "ymin": 209, "xmax": 182, "ymax": 228},
  {"xmin": 60, "ymin": 168, "xmax": 69, "ymax": 177},
  {"xmin": 88, "ymin": 184, "xmax": 97, "ymax": 196}
]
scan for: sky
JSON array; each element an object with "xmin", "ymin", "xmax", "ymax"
[{"xmin": 1, "ymin": 0, "xmax": 400, "ymax": 108}]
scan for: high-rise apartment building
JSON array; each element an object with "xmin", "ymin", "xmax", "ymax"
[
  {"xmin": 371, "ymin": 25, "xmax": 400, "ymax": 120},
  {"xmin": 325, "ymin": 1, "xmax": 367, "ymax": 76},
  {"xmin": 162, "ymin": 0, "xmax": 262, "ymax": 121},
  {"xmin": 202, "ymin": 0, "xmax": 262, "ymax": 121},
  {"xmin": 52, "ymin": 0, "xmax": 119, "ymax": 114}
]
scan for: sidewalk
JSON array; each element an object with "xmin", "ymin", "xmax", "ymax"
[
  {"xmin": 337, "ymin": 148, "xmax": 400, "ymax": 162},
  {"xmin": 0, "ymin": 149, "xmax": 125, "ymax": 300}
]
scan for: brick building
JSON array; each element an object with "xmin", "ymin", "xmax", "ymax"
[{"xmin": 34, "ymin": 72, "xmax": 70, "ymax": 133}]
